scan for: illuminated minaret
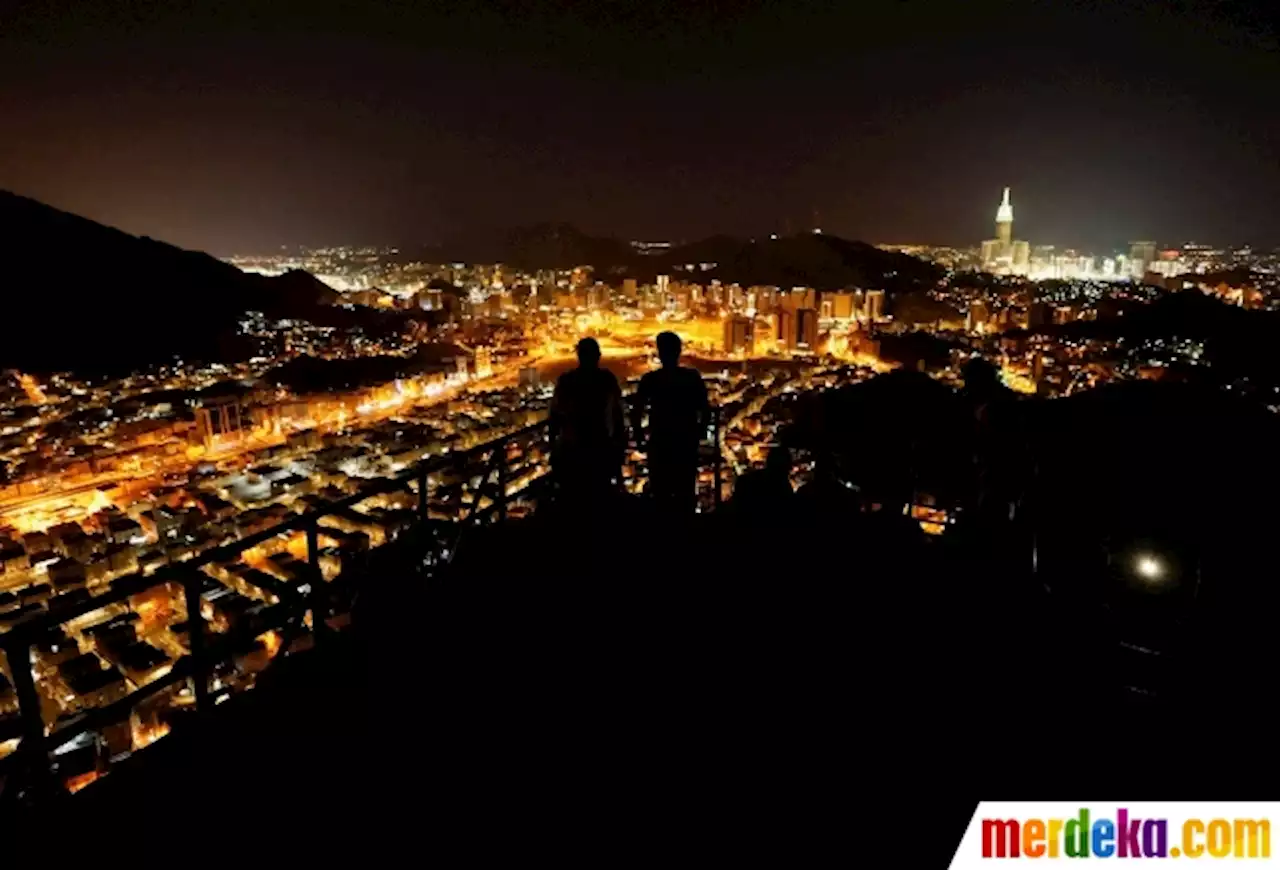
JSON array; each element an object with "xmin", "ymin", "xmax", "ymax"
[{"xmin": 995, "ymin": 187, "xmax": 1013, "ymax": 248}]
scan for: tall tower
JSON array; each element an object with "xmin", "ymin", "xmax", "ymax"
[{"xmin": 995, "ymin": 187, "xmax": 1014, "ymax": 248}]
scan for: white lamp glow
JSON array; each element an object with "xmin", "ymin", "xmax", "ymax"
[{"xmin": 1134, "ymin": 554, "xmax": 1164, "ymax": 581}]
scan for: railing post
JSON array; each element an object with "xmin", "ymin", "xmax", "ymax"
[
  {"xmin": 417, "ymin": 465, "xmax": 429, "ymax": 525},
  {"xmin": 497, "ymin": 442, "xmax": 509, "ymax": 523},
  {"xmin": 6, "ymin": 638, "xmax": 49, "ymax": 798},
  {"xmin": 181, "ymin": 571, "xmax": 210, "ymax": 712},
  {"xmin": 713, "ymin": 405, "xmax": 723, "ymax": 509},
  {"xmin": 306, "ymin": 518, "xmax": 325, "ymax": 644}
]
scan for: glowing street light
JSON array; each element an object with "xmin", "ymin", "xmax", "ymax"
[{"xmin": 1133, "ymin": 553, "xmax": 1164, "ymax": 582}]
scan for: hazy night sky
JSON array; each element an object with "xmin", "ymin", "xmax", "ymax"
[{"xmin": 2, "ymin": 0, "xmax": 1277, "ymax": 254}]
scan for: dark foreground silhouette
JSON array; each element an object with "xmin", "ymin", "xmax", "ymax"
[
  {"xmin": 631, "ymin": 331, "xmax": 709, "ymax": 514},
  {"xmin": 549, "ymin": 337, "xmax": 626, "ymax": 509},
  {"xmin": 57, "ymin": 376, "xmax": 1280, "ymax": 846}
]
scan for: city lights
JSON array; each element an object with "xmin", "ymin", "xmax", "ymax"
[{"xmin": 0, "ymin": 190, "xmax": 1276, "ymax": 800}]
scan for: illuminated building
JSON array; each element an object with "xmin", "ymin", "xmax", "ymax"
[
  {"xmin": 754, "ymin": 315, "xmax": 776, "ymax": 350},
  {"xmin": 789, "ymin": 287, "xmax": 818, "ymax": 310},
  {"xmin": 1146, "ymin": 257, "xmax": 1185, "ymax": 280},
  {"xmin": 980, "ymin": 239, "xmax": 1002, "ymax": 268},
  {"xmin": 656, "ymin": 274, "xmax": 669, "ymax": 298},
  {"xmin": 776, "ymin": 291, "xmax": 819, "ymax": 351},
  {"xmin": 980, "ymin": 187, "xmax": 1030, "ymax": 276},
  {"xmin": 777, "ymin": 308, "xmax": 794, "ymax": 350},
  {"xmin": 966, "ymin": 301, "xmax": 989, "ymax": 334},
  {"xmin": 723, "ymin": 316, "xmax": 754, "ymax": 356},
  {"xmin": 750, "ymin": 285, "xmax": 778, "ymax": 314},
  {"xmin": 996, "ymin": 187, "xmax": 1013, "ymax": 247},
  {"xmin": 195, "ymin": 397, "xmax": 245, "ymax": 450},
  {"xmin": 825, "ymin": 291, "xmax": 856, "ymax": 321},
  {"xmin": 864, "ymin": 289, "xmax": 885, "ymax": 323},
  {"xmin": 795, "ymin": 308, "xmax": 818, "ymax": 350},
  {"xmin": 1012, "ymin": 240, "xmax": 1030, "ymax": 272},
  {"xmin": 1130, "ymin": 241, "xmax": 1157, "ymax": 278},
  {"xmin": 475, "ymin": 346, "xmax": 493, "ymax": 379}
]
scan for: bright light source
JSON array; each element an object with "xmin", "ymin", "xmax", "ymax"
[{"xmin": 1134, "ymin": 554, "xmax": 1163, "ymax": 581}]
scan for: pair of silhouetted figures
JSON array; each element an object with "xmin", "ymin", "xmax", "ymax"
[{"xmin": 549, "ymin": 332, "xmax": 709, "ymax": 514}]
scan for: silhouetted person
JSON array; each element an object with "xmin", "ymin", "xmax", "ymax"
[
  {"xmin": 550, "ymin": 338, "xmax": 625, "ymax": 508},
  {"xmin": 732, "ymin": 445, "xmax": 794, "ymax": 518},
  {"xmin": 795, "ymin": 444, "xmax": 860, "ymax": 520},
  {"xmin": 959, "ymin": 356, "xmax": 1026, "ymax": 534},
  {"xmin": 632, "ymin": 332, "xmax": 710, "ymax": 514}
]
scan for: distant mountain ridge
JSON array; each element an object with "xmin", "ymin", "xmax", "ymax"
[
  {"xmin": 441, "ymin": 223, "xmax": 942, "ymax": 292},
  {"xmin": 1, "ymin": 192, "xmax": 941, "ymax": 376},
  {"xmin": 0, "ymin": 190, "xmax": 340, "ymax": 375},
  {"xmin": 683, "ymin": 232, "xmax": 941, "ymax": 293}
]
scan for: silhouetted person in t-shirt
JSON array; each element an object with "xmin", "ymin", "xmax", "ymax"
[
  {"xmin": 732, "ymin": 444, "xmax": 794, "ymax": 519},
  {"xmin": 795, "ymin": 444, "xmax": 859, "ymax": 520},
  {"xmin": 959, "ymin": 356, "xmax": 1024, "ymax": 528},
  {"xmin": 632, "ymin": 332, "xmax": 710, "ymax": 514},
  {"xmin": 550, "ymin": 338, "xmax": 626, "ymax": 508}
]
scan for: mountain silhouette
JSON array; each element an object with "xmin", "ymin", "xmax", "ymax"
[
  {"xmin": 439, "ymin": 224, "xmax": 941, "ymax": 292},
  {"xmin": 0, "ymin": 190, "xmax": 340, "ymax": 375},
  {"xmin": 673, "ymin": 232, "xmax": 942, "ymax": 293},
  {"xmin": 3, "ymin": 191, "xmax": 942, "ymax": 376}
]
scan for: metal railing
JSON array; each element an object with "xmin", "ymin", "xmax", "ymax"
[{"xmin": 0, "ymin": 408, "xmax": 728, "ymax": 801}]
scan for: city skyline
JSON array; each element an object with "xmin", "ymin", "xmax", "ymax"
[
  {"xmin": 211, "ymin": 183, "xmax": 1266, "ymax": 266},
  {"xmin": 4, "ymin": 178, "xmax": 1275, "ymax": 260},
  {"xmin": 2, "ymin": 143, "xmax": 1279, "ymax": 806}
]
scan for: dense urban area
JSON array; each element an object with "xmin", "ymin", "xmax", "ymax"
[{"xmin": 1, "ymin": 186, "xmax": 1278, "ymax": 794}]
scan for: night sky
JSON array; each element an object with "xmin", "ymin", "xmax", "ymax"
[{"xmin": 2, "ymin": 0, "xmax": 1277, "ymax": 253}]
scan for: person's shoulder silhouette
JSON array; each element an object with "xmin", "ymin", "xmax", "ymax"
[
  {"xmin": 552, "ymin": 338, "xmax": 623, "ymax": 442},
  {"xmin": 733, "ymin": 446, "xmax": 793, "ymax": 514}
]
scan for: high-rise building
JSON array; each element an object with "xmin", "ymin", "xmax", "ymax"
[
  {"xmin": 980, "ymin": 239, "xmax": 1002, "ymax": 268},
  {"xmin": 750, "ymin": 285, "xmax": 778, "ymax": 314},
  {"xmin": 195, "ymin": 397, "xmax": 244, "ymax": 450},
  {"xmin": 824, "ymin": 291, "xmax": 856, "ymax": 320},
  {"xmin": 723, "ymin": 316, "xmax": 754, "ymax": 356},
  {"xmin": 777, "ymin": 291, "xmax": 819, "ymax": 351},
  {"xmin": 776, "ymin": 308, "xmax": 795, "ymax": 350},
  {"xmin": 795, "ymin": 308, "xmax": 818, "ymax": 350},
  {"xmin": 1129, "ymin": 241, "xmax": 1157, "ymax": 278},
  {"xmin": 754, "ymin": 316, "xmax": 775, "ymax": 350},
  {"xmin": 864, "ymin": 289, "xmax": 885, "ymax": 322},
  {"xmin": 981, "ymin": 188, "xmax": 1028, "ymax": 274},
  {"xmin": 1012, "ymin": 240, "xmax": 1030, "ymax": 271},
  {"xmin": 656, "ymin": 274, "xmax": 670, "ymax": 297},
  {"xmin": 966, "ymin": 301, "xmax": 989, "ymax": 334},
  {"xmin": 789, "ymin": 287, "xmax": 818, "ymax": 310},
  {"xmin": 996, "ymin": 187, "xmax": 1013, "ymax": 248}
]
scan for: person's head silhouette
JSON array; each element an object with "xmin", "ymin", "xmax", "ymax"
[
  {"xmin": 962, "ymin": 356, "xmax": 1000, "ymax": 401},
  {"xmin": 765, "ymin": 444, "xmax": 791, "ymax": 477},
  {"xmin": 656, "ymin": 331, "xmax": 682, "ymax": 367},
  {"xmin": 576, "ymin": 337, "xmax": 602, "ymax": 368}
]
